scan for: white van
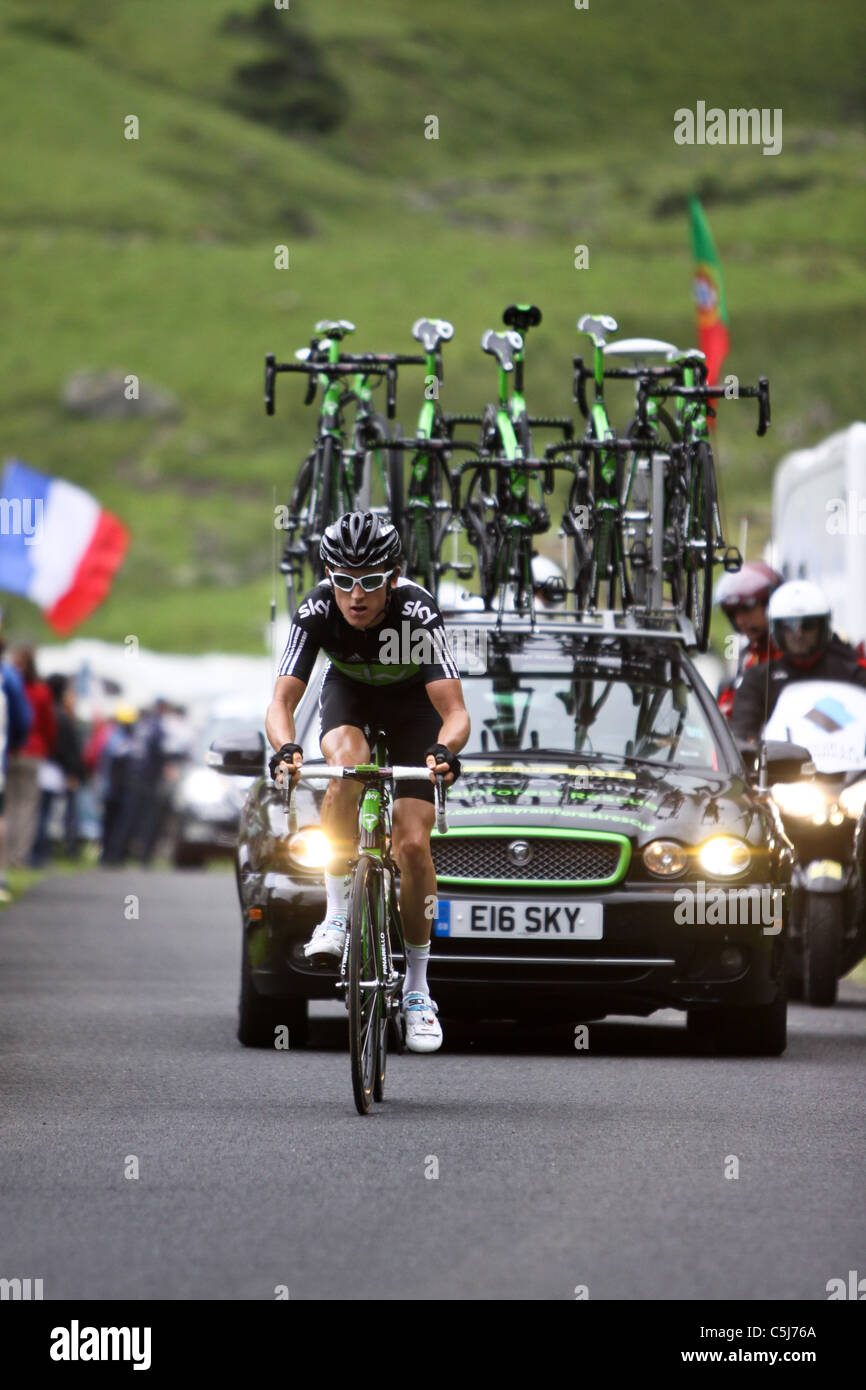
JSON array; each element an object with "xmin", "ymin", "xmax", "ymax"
[{"xmin": 770, "ymin": 422, "xmax": 866, "ymax": 648}]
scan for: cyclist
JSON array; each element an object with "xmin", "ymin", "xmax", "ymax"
[
  {"xmin": 729, "ymin": 579, "xmax": 866, "ymax": 741},
  {"xmin": 265, "ymin": 511, "xmax": 470, "ymax": 1054},
  {"xmin": 715, "ymin": 562, "xmax": 783, "ymax": 719}
]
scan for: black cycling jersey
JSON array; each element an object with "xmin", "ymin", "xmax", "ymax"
[
  {"xmin": 729, "ymin": 634, "xmax": 866, "ymax": 741},
  {"xmin": 277, "ymin": 577, "xmax": 460, "ymax": 688}
]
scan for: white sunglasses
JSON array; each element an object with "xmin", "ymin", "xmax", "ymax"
[{"xmin": 329, "ymin": 569, "xmax": 394, "ymax": 593}]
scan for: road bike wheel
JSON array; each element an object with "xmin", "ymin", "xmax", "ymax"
[
  {"xmin": 685, "ymin": 441, "xmax": 715, "ymax": 651},
  {"xmin": 387, "ymin": 423, "xmax": 405, "ymax": 541},
  {"xmin": 407, "ymin": 430, "xmax": 453, "ymax": 595},
  {"xmin": 348, "ymin": 856, "xmax": 384, "ymax": 1115},
  {"xmin": 565, "ymin": 468, "xmax": 595, "ymax": 610},
  {"xmin": 282, "ymin": 452, "xmax": 316, "ymax": 614},
  {"xmin": 355, "ymin": 411, "xmax": 391, "ymax": 513},
  {"xmin": 461, "ymin": 468, "xmax": 497, "ymax": 608},
  {"xmin": 308, "ymin": 436, "xmax": 339, "ymax": 581}
]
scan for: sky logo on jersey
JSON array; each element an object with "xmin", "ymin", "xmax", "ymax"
[
  {"xmin": 401, "ymin": 598, "xmax": 437, "ymax": 625},
  {"xmin": 298, "ymin": 596, "xmax": 330, "ymax": 619},
  {"xmin": 806, "ymin": 698, "xmax": 855, "ymax": 733}
]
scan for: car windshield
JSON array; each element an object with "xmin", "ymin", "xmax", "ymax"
[{"xmin": 460, "ymin": 668, "xmax": 720, "ymax": 769}]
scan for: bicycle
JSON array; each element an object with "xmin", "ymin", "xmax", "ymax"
[
  {"xmin": 283, "ymin": 756, "xmax": 448, "ymax": 1115},
  {"xmin": 460, "ymin": 305, "xmax": 573, "ymax": 612},
  {"xmin": 390, "ymin": 317, "xmax": 477, "ymax": 596},
  {"xmin": 562, "ymin": 313, "xmax": 653, "ymax": 616},
  {"xmin": 635, "ymin": 351, "xmax": 768, "ymax": 646},
  {"xmin": 265, "ymin": 323, "xmax": 422, "ymax": 609}
]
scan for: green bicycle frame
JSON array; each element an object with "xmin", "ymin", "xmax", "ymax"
[{"xmin": 315, "ymin": 334, "xmax": 346, "ymax": 441}]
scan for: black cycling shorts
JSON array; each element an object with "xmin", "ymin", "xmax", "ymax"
[{"xmin": 318, "ymin": 671, "xmax": 442, "ymax": 802}]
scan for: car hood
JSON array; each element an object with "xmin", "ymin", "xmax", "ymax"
[{"xmin": 447, "ymin": 756, "xmax": 764, "ymax": 846}]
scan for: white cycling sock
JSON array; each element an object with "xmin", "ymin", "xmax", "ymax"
[
  {"xmin": 325, "ymin": 871, "xmax": 349, "ymax": 920},
  {"xmin": 403, "ymin": 942, "xmax": 431, "ymax": 997}
]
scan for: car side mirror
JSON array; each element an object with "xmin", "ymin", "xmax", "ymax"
[
  {"xmin": 206, "ymin": 731, "xmax": 265, "ymax": 776},
  {"xmin": 737, "ymin": 739, "xmax": 815, "ymax": 784}
]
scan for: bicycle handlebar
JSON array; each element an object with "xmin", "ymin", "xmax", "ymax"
[
  {"xmin": 280, "ymin": 764, "xmax": 449, "ymax": 834},
  {"xmin": 637, "ymin": 377, "xmax": 771, "ymax": 436},
  {"xmin": 572, "ymin": 356, "xmax": 683, "ymax": 420}
]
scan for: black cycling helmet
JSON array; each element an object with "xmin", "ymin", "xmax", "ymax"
[{"xmin": 320, "ymin": 511, "xmax": 401, "ymax": 570}]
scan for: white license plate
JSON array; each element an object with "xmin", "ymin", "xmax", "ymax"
[{"xmin": 434, "ymin": 900, "xmax": 603, "ymax": 939}]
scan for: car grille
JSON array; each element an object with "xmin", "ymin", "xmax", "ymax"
[{"xmin": 431, "ymin": 835, "xmax": 625, "ymax": 884}]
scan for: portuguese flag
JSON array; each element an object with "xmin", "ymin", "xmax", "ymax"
[{"xmin": 689, "ymin": 195, "xmax": 730, "ymax": 386}]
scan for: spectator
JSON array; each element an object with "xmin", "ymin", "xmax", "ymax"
[
  {"xmin": 0, "ymin": 674, "xmax": 7, "ymax": 902},
  {"xmin": 114, "ymin": 698, "xmax": 172, "ymax": 864},
  {"xmin": 30, "ymin": 675, "xmax": 86, "ymax": 865},
  {"xmin": 1, "ymin": 635, "xmax": 35, "ymax": 874},
  {"xmin": 99, "ymin": 705, "xmax": 139, "ymax": 865},
  {"xmin": 7, "ymin": 646, "xmax": 58, "ymax": 866}
]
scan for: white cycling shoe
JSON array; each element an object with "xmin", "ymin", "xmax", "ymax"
[
  {"xmin": 401, "ymin": 991, "xmax": 443, "ymax": 1053},
  {"xmin": 303, "ymin": 913, "xmax": 347, "ymax": 965}
]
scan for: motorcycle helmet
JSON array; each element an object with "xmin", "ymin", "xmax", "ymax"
[
  {"xmin": 768, "ymin": 580, "xmax": 831, "ymax": 664},
  {"xmin": 714, "ymin": 562, "xmax": 783, "ymax": 623}
]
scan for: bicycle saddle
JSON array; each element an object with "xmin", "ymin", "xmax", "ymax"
[
  {"xmin": 577, "ymin": 313, "xmax": 618, "ymax": 348},
  {"xmin": 604, "ymin": 337, "xmax": 678, "ymax": 358},
  {"xmin": 314, "ymin": 319, "xmax": 356, "ymax": 339},
  {"xmin": 503, "ymin": 303, "xmax": 542, "ymax": 332},
  {"xmin": 412, "ymin": 317, "xmax": 454, "ymax": 352},
  {"xmin": 481, "ymin": 328, "xmax": 523, "ymax": 371}
]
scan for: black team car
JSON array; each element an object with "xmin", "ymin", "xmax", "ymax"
[{"xmin": 209, "ymin": 618, "xmax": 821, "ymax": 1056}]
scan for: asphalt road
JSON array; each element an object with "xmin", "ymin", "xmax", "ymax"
[{"xmin": 1, "ymin": 869, "xmax": 864, "ymax": 1301}]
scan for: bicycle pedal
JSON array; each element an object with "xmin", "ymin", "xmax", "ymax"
[{"xmin": 722, "ymin": 546, "xmax": 743, "ymax": 572}]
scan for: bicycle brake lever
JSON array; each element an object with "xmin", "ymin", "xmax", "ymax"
[
  {"xmin": 757, "ymin": 378, "xmax": 771, "ymax": 436},
  {"xmin": 264, "ymin": 354, "xmax": 276, "ymax": 415},
  {"xmin": 434, "ymin": 773, "xmax": 448, "ymax": 835},
  {"xmin": 282, "ymin": 774, "xmax": 298, "ymax": 834}
]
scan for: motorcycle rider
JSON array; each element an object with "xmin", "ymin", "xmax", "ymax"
[
  {"xmin": 729, "ymin": 579, "xmax": 866, "ymax": 742},
  {"xmin": 715, "ymin": 562, "xmax": 783, "ymax": 719}
]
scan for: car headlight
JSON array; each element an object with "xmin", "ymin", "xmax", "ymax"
[
  {"xmin": 179, "ymin": 767, "xmax": 234, "ymax": 809},
  {"xmin": 698, "ymin": 836, "xmax": 751, "ymax": 877},
  {"xmin": 643, "ymin": 840, "xmax": 688, "ymax": 877},
  {"xmin": 839, "ymin": 778, "xmax": 866, "ymax": 820},
  {"xmin": 770, "ymin": 780, "xmax": 827, "ymax": 821},
  {"xmin": 286, "ymin": 828, "xmax": 331, "ymax": 870}
]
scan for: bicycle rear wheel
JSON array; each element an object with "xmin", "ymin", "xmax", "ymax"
[
  {"xmin": 685, "ymin": 441, "xmax": 715, "ymax": 651},
  {"xmin": 461, "ymin": 467, "xmax": 498, "ymax": 609},
  {"xmin": 348, "ymin": 856, "xmax": 384, "ymax": 1115}
]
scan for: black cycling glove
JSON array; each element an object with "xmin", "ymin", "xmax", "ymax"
[
  {"xmin": 269, "ymin": 742, "xmax": 303, "ymax": 781},
  {"xmin": 426, "ymin": 743, "xmax": 461, "ymax": 783}
]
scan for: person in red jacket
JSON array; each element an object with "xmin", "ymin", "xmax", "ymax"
[
  {"xmin": 714, "ymin": 563, "xmax": 783, "ymax": 720},
  {"xmin": 6, "ymin": 646, "xmax": 57, "ymax": 866}
]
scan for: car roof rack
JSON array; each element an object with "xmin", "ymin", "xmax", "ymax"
[{"xmin": 444, "ymin": 607, "xmax": 697, "ymax": 646}]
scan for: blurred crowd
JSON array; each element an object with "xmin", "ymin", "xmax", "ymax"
[{"xmin": 0, "ymin": 633, "xmax": 193, "ymax": 899}]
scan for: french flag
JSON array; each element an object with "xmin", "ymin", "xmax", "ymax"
[{"xmin": 0, "ymin": 460, "xmax": 129, "ymax": 636}]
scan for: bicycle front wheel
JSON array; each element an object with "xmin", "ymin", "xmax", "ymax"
[
  {"xmin": 685, "ymin": 441, "xmax": 715, "ymax": 651},
  {"xmin": 348, "ymin": 856, "xmax": 385, "ymax": 1115}
]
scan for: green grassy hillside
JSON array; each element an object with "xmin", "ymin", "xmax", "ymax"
[{"xmin": 1, "ymin": 0, "xmax": 863, "ymax": 651}]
